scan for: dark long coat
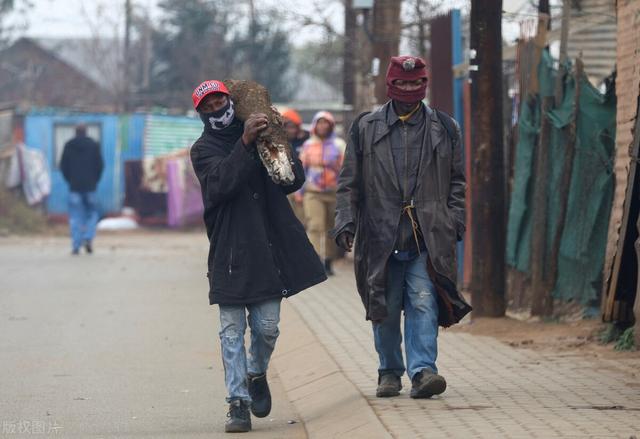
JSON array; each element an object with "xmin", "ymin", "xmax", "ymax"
[
  {"xmin": 334, "ymin": 102, "xmax": 472, "ymax": 326},
  {"xmin": 191, "ymin": 128, "xmax": 327, "ymax": 306}
]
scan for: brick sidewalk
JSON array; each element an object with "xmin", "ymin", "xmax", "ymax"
[{"xmin": 287, "ymin": 262, "xmax": 640, "ymax": 439}]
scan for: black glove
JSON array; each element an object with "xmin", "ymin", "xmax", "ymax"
[{"xmin": 336, "ymin": 231, "xmax": 355, "ymax": 252}]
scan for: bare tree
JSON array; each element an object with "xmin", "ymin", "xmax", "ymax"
[
  {"xmin": 78, "ymin": 0, "xmax": 128, "ymax": 110},
  {"xmin": 371, "ymin": 0, "xmax": 402, "ymax": 104},
  {"xmin": 0, "ymin": 0, "xmax": 32, "ymax": 49},
  {"xmin": 400, "ymin": 0, "xmax": 448, "ymax": 61}
]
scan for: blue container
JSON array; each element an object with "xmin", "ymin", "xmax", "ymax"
[{"xmin": 24, "ymin": 111, "xmax": 145, "ymax": 216}]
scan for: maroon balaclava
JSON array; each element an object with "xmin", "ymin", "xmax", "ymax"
[{"xmin": 386, "ymin": 55, "xmax": 429, "ymax": 103}]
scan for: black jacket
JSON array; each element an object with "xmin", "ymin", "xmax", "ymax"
[
  {"xmin": 60, "ymin": 135, "xmax": 104, "ymax": 192},
  {"xmin": 334, "ymin": 102, "xmax": 471, "ymax": 326},
  {"xmin": 190, "ymin": 128, "xmax": 327, "ymax": 306}
]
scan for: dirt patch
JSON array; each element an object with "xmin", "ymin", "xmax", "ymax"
[
  {"xmin": 449, "ymin": 316, "xmax": 640, "ymax": 361},
  {"xmin": 0, "ymin": 188, "xmax": 47, "ymax": 235}
]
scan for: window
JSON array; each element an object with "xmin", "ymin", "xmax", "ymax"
[{"xmin": 54, "ymin": 123, "xmax": 101, "ymax": 168}]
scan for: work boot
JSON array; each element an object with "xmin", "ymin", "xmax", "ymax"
[
  {"xmin": 225, "ymin": 399, "xmax": 251, "ymax": 433},
  {"xmin": 247, "ymin": 373, "xmax": 271, "ymax": 418},
  {"xmin": 324, "ymin": 259, "xmax": 334, "ymax": 276},
  {"xmin": 84, "ymin": 240, "xmax": 93, "ymax": 254},
  {"xmin": 410, "ymin": 370, "xmax": 446, "ymax": 399},
  {"xmin": 376, "ymin": 373, "xmax": 401, "ymax": 397}
]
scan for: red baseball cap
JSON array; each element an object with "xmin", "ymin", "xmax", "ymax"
[{"xmin": 192, "ymin": 80, "xmax": 230, "ymax": 109}]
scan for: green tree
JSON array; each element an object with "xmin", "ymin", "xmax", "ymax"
[
  {"xmin": 292, "ymin": 38, "xmax": 343, "ymax": 95},
  {"xmin": 150, "ymin": 0, "xmax": 294, "ymax": 109},
  {"xmin": 230, "ymin": 10, "xmax": 294, "ymax": 102},
  {"xmin": 150, "ymin": 0, "xmax": 235, "ymax": 109},
  {"xmin": 0, "ymin": 0, "xmax": 30, "ymax": 49}
]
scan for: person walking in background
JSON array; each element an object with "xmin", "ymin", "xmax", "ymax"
[
  {"xmin": 281, "ymin": 107, "xmax": 309, "ymax": 159},
  {"xmin": 60, "ymin": 125, "xmax": 103, "ymax": 255},
  {"xmin": 281, "ymin": 108, "xmax": 309, "ymax": 225},
  {"xmin": 334, "ymin": 56, "xmax": 471, "ymax": 399},
  {"xmin": 189, "ymin": 80, "xmax": 326, "ymax": 433},
  {"xmin": 299, "ymin": 111, "xmax": 345, "ymax": 276}
]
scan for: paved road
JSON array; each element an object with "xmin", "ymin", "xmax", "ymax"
[{"xmin": 0, "ymin": 232, "xmax": 306, "ymax": 438}]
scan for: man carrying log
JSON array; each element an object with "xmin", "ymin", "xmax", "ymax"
[{"xmin": 190, "ymin": 80, "xmax": 326, "ymax": 433}]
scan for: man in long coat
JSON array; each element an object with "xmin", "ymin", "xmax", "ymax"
[
  {"xmin": 190, "ymin": 80, "xmax": 326, "ymax": 433},
  {"xmin": 60, "ymin": 125, "xmax": 103, "ymax": 255},
  {"xmin": 334, "ymin": 56, "xmax": 471, "ymax": 399}
]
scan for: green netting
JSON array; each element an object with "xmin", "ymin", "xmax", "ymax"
[{"xmin": 506, "ymin": 50, "xmax": 616, "ymax": 304}]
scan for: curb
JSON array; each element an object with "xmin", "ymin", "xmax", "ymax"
[{"xmin": 271, "ymin": 300, "xmax": 391, "ymax": 438}]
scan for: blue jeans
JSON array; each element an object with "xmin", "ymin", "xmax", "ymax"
[
  {"xmin": 218, "ymin": 298, "xmax": 281, "ymax": 402},
  {"xmin": 68, "ymin": 191, "xmax": 99, "ymax": 251},
  {"xmin": 373, "ymin": 251, "xmax": 439, "ymax": 380}
]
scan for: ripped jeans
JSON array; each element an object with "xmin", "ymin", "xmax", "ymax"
[
  {"xmin": 218, "ymin": 298, "xmax": 281, "ymax": 402},
  {"xmin": 373, "ymin": 251, "xmax": 439, "ymax": 380}
]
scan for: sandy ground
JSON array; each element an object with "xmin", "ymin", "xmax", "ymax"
[
  {"xmin": 450, "ymin": 314, "xmax": 639, "ymax": 360},
  {"xmin": 0, "ymin": 231, "xmax": 306, "ymax": 438}
]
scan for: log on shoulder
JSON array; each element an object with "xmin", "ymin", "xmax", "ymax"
[{"xmin": 223, "ymin": 79, "xmax": 296, "ymax": 185}]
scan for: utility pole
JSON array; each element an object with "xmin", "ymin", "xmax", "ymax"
[
  {"xmin": 547, "ymin": 0, "xmax": 572, "ymax": 299},
  {"xmin": 469, "ymin": 0, "xmax": 506, "ymax": 317},
  {"xmin": 141, "ymin": 8, "xmax": 152, "ymax": 91},
  {"xmin": 123, "ymin": 0, "xmax": 132, "ymax": 111},
  {"xmin": 248, "ymin": 0, "xmax": 257, "ymax": 80},
  {"xmin": 344, "ymin": 0, "xmax": 357, "ymax": 128},
  {"xmin": 371, "ymin": 0, "xmax": 401, "ymax": 104},
  {"xmin": 554, "ymin": 0, "xmax": 570, "ymax": 104},
  {"xmin": 529, "ymin": 0, "xmax": 553, "ymax": 317}
]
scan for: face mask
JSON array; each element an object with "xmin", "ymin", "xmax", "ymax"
[
  {"xmin": 199, "ymin": 99, "xmax": 235, "ymax": 131},
  {"xmin": 387, "ymin": 82, "xmax": 427, "ymax": 103}
]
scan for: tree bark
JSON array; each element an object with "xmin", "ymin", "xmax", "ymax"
[
  {"xmin": 530, "ymin": 94, "xmax": 553, "ymax": 317},
  {"xmin": 547, "ymin": 59, "xmax": 582, "ymax": 308},
  {"xmin": 529, "ymin": 1, "xmax": 553, "ymax": 317},
  {"xmin": 372, "ymin": 0, "xmax": 402, "ymax": 104},
  {"xmin": 469, "ymin": 0, "xmax": 506, "ymax": 317},
  {"xmin": 344, "ymin": 0, "xmax": 357, "ymax": 128}
]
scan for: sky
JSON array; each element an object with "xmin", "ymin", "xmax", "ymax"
[
  {"xmin": 7, "ymin": 0, "xmax": 336, "ymax": 40},
  {"xmin": 6, "ymin": 0, "xmax": 537, "ymax": 44}
]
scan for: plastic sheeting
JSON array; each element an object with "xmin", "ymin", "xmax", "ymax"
[
  {"xmin": 166, "ymin": 155, "xmax": 203, "ymax": 228},
  {"xmin": 4, "ymin": 143, "xmax": 51, "ymax": 205},
  {"xmin": 506, "ymin": 50, "xmax": 617, "ymax": 304}
]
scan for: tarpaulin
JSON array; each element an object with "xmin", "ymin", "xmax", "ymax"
[{"xmin": 506, "ymin": 50, "xmax": 616, "ymax": 304}]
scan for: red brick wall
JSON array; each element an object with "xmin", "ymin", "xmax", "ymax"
[{"xmin": 603, "ymin": 1, "xmax": 640, "ymax": 335}]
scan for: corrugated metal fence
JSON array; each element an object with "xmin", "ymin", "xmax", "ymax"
[{"xmin": 143, "ymin": 114, "xmax": 201, "ymax": 158}]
